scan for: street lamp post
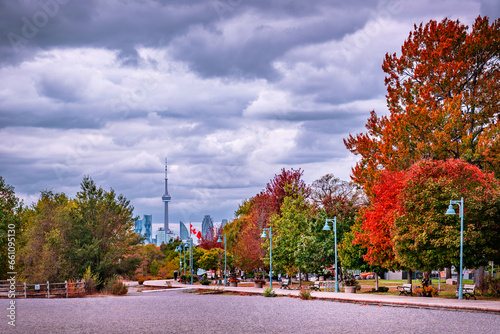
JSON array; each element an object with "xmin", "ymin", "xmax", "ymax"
[
  {"xmin": 445, "ymin": 197, "xmax": 464, "ymax": 300},
  {"xmin": 182, "ymin": 242, "xmax": 188, "ymax": 275},
  {"xmin": 175, "ymin": 246, "xmax": 182, "ymax": 276},
  {"xmin": 189, "ymin": 238, "xmax": 194, "ymax": 285},
  {"xmin": 261, "ymin": 226, "xmax": 273, "ymax": 289},
  {"xmin": 322, "ymin": 217, "xmax": 339, "ymax": 293},
  {"xmin": 217, "ymin": 234, "xmax": 227, "ymax": 286}
]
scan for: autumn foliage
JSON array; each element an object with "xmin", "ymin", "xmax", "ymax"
[
  {"xmin": 344, "ymin": 16, "xmax": 500, "ymax": 193},
  {"xmin": 355, "ymin": 159, "xmax": 500, "ymax": 271},
  {"xmin": 353, "ymin": 170, "xmax": 406, "ymax": 270}
]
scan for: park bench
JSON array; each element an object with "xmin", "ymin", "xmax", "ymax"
[
  {"xmin": 396, "ymin": 283, "xmax": 413, "ymax": 296},
  {"xmin": 308, "ymin": 281, "xmax": 321, "ymax": 291},
  {"xmin": 280, "ymin": 278, "xmax": 291, "ymax": 290},
  {"xmin": 458, "ymin": 284, "xmax": 476, "ymax": 300}
]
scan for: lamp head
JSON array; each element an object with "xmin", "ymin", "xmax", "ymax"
[
  {"xmin": 445, "ymin": 204, "xmax": 456, "ymax": 215},
  {"xmin": 322, "ymin": 221, "xmax": 331, "ymax": 231},
  {"xmin": 261, "ymin": 230, "xmax": 268, "ymax": 238},
  {"xmin": 217, "ymin": 236, "xmax": 223, "ymax": 243}
]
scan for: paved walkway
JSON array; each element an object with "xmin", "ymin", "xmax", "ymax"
[{"xmin": 142, "ymin": 279, "xmax": 500, "ymax": 314}]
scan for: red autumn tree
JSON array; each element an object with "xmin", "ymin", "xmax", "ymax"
[
  {"xmin": 344, "ymin": 16, "xmax": 500, "ymax": 194},
  {"xmin": 265, "ymin": 168, "xmax": 311, "ymax": 214},
  {"xmin": 353, "ymin": 170, "xmax": 407, "ymax": 270}
]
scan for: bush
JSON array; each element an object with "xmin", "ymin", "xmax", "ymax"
[
  {"xmin": 485, "ymin": 275, "xmax": 500, "ymax": 297},
  {"xmin": 200, "ymin": 276, "xmax": 210, "ymax": 285},
  {"xmin": 371, "ymin": 286, "xmax": 389, "ymax": 293},
  {"xmin": 105, "ymin": 276, "xmax": 128, "ymax": 295},
  {"xmin": 263, "ymin": 287, "xmax": 276, "ymax": 297},
  {"xmin": 83, "ymin": 266, "xmax": 101, "ymax": 294},
  {"xmin": 299, "ymin": 288, "xmax": 312, "ymax": 300},
  {"xmin": 137, "ymin": 275, "xmax": 145, "ymax": 285}
]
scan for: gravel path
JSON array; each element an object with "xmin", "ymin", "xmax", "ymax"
[{"xmin": 2, "ymin": 289, "xmax": 500, "ymax": 333}]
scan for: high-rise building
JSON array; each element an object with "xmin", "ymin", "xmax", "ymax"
[
  {"xmin": 135, "ymin": 214, "xmax": 153, "ymax": 244},
  {"xmin": 221, "ymin": 219, "xmax": 228, "ymax": 228},
  {"xmin": 201, "ymin": 215, "xmax": 214, "ymax": 238},
  {"xmin": 179, "ymin": 221, "xmax": 189, "ymax": 240},
  {"xmin": 155, "ymin": 227, "xmax": 172, "ymax": 247},
  {"xmin": 162, "ymin": 157, "xmax": 173, "ymax": 233}
]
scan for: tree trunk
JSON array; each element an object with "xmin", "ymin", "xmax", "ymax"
[
  {"xmin": 474, "ymin": 266, "xmax": 485, "ymax": 292},
  {"xmin": 298, "ymin": 269, "xmax": 302, "ymax": 289},
  {"xmin": 446, "ymin": 267, "xmax": 451, "ymax": 279},
  {"xmin": 374, "ymin": 272, "xmax": 379, "ymax": 290},
  {"xmin": 407, "ymin": 270, "xmax": 412, "ymax": 284}
]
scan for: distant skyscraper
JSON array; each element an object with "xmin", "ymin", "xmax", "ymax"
[
  {"xmin": 201, "ymin": 215, "xmax": 214, "ymax": 238},
  {"xmin": 179, "ymin": 221, "xmax": 189, "ymax": 240},
  {"xmin": 221, "ymin": 219, "xmax": 228, "ymax": 228},
  {"xmin": 162, "ymin": 158, "xmax": 173, "ymax": 234},
  {"xmin": 135, "ymin": 214, "xmax": 153, "ymax": 244},
  {"xmin": 155, "ymin": 227, "xmax": 172, "ymax": 247}
]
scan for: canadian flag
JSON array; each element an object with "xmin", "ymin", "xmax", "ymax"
[{"xmin": 189, "ymin": 224, "xmax": 202, "ymax": 239}]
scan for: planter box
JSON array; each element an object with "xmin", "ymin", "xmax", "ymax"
[
  {"xmin": 229, "ymin": 282, "xmax": 238, "ymax": 287},
  {"xmin": 344, "ymin": 286, "xmax": 356, "ymax": 293},
  {"xmin": 254, "ymin": 282, "xmax": 264, "ymax": 288}
]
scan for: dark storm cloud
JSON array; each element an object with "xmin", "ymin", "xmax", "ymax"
[
  {"xmin": 0, "ymin": 0, "xmax": 495, "ymax": 230},
  {"xmin": 0, "ymin": 0, "xmax": 212, "ymax": 64},
  {"xmin": 0, "ymin": 0, "xmax": 379, "ymax": 80}
]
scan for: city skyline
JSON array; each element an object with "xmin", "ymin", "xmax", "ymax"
[{"xmin": 0, "ymin": 1, "xmax": 499, "ymax": 229}]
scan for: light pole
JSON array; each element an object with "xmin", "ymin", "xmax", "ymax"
[
  {"xmin": 189, "ymin": 238, "xmax": 194, "ymax": 285},
  {"xmin": 322, "ymin": 217, "xmax": 339, "ymax": 293},
  {"xmin": 445, "ymin": 197, "xmax": 464, "ymax": 300},
  {"xmin": 217, "ymin": 234, "xmax": 227, "ymax": 286},
  {"xmin": 261, "ymin": 226, "xmax": 273, "ymax": 289},
  {"xmin": 175, "ymin": 246, "xmax": 182, "ymax": 277},
  {"xmin": 182, "ymin": 242, "xmax": 188, "ymax": 275}
]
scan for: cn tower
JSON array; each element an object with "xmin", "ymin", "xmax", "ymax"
[{"xmin": 162, "ymin": 157, "xmax": 172, "ymax": 233}]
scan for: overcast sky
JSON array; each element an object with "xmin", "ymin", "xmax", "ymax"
[{"xmin": 1, "ymin": 0, "xmax": 499, "ymax": 235}]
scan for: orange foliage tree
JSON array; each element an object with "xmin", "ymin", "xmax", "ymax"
[
  {"xmin": 227, "ymin": 192, "xmax": 274, "ymax": 273},
  {"xmin": 344, "ymin": 16, "xmax": 500, "ymax": 193}
]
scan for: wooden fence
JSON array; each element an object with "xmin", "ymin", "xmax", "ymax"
[{"xmin": 0, "ymin": 280, "xmax": 86, "ymax": 298}]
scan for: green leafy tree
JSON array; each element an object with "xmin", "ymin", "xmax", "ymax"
[
  {"xmin": 198, "ymin": 247, "xmax": 225, "ymax": 272},
  {"xmin": 268, "ymin": 186, "xmax": 314, "ymax": 284},
  {"xmin": 393, "ymin": 159, "xmax": 500, "ymax": 271},
  {"xmin": 0, "ymin": 177, "xmax": 23, "ymax": 280},
  {"xmin": 149, "ymin": 259, "xmax": 160, "ymax": 276},
  {"xmin": 18, "ymin": 191, "xmax": 72, "ymax": 282},
  {"xmin": 65, "ymin": 176, "xmax": 142, "ymax": 286}
]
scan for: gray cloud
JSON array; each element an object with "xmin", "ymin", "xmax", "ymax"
[{"xmin": 0, "ymin": 0, "xmax": 496, "ymax": 233}]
